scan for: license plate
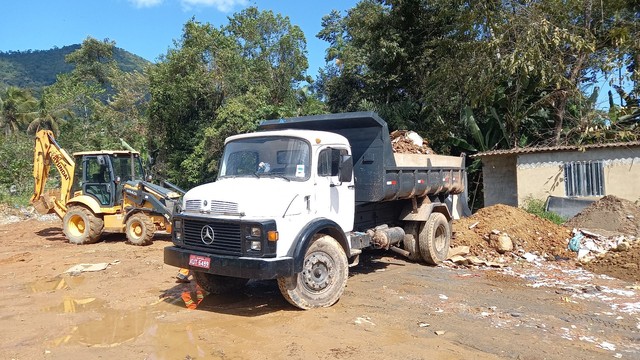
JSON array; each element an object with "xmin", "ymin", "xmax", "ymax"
[{"xmin": 188, "ymin": 255, "xmax": 211, "ymax": 269}]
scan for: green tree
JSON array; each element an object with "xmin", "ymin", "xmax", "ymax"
[
  {"xmin": 26, "ymin": 95, "xmax": 72, "ymax": 135},
  {"xmin": 0, "ymin": 87, "xmax": 37, "ymax": 136},
  {"xmin": 148, "ymin": 8, "xmax": 314, "ymax": 187}
]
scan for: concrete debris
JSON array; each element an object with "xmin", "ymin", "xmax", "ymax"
[
  {"xmin": 447, "ymin": 246, "xmax": 470, "ymax": 259},
  {"xmin": 496, "ymin": 233, "xmax": 513, "ymax": 254}
]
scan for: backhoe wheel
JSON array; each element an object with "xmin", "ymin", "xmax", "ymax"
[
  {"xmin": 126, "ymin": 213, "xmax": 155, "ymax": 246},
  {"xmin": 419, "ymin": 212, "xmax": 451, "ymax": 265},
  {"xmin": 277, "ymin": 234, "xmax": 348, "ymax": 310},
  {"xmin": 63, "ymin": 206, "xmax": 104, "ymax": 245},
  {"xmin": 402, "ymin": 222, "xmax": 422, "ymax": 262},
  {"xmin": 193, "ymin": 272, "xmax": 248, "ymax": 294}
]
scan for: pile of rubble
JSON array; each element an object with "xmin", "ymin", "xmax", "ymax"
[
  {"xmin": 565, "ymin": 195, "xmax": 640, "ymax": 282},
  {"xmin": 450, "ymin": 204, "xmax": 572, "ymax": 267},
  {"xmin": 390, "ymin": 130, "xmax": 436, "ymax": 154}
]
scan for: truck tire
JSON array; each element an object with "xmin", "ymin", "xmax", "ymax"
[
  {"xmin": 63, "ymin": 206, "xmax": 104, "ymax": 244},
  {"xmin": 126, "ymin": 213, "xmax": 155, "ymax": 246},
  {"xmin": 418, "ymin": 212, "xmax": 451, "ymax": 265},
  {"xmin": 402, "ymin": 222, "xmax": 422, "ymax": 261},
  {"xmin": 193, "ymin": 271, "xmax": 248, "ymax": 294},
  {"xmin": 277, "ymin": 234, "xmax": 348, "ymax": 309}
]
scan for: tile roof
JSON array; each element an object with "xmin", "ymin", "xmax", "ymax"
[{"xmin": 471, "ymin": 141, "xmax": 640, "ymax": 157}]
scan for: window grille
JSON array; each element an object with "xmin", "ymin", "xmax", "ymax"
[{"xmin": 563, "ymin": 161, "xmax": 604, "ymax": 197}]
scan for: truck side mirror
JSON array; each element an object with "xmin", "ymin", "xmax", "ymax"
[{"xmin": 339, "ymin": 155, "xmax": 353, "ymax": 182}]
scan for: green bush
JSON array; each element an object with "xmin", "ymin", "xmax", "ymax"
[
  {"xmin": 0, "ymin": 133, "xmax": 35, "ymax": 207},
  {"xmin": 522, "ymin": 197, "xmax": 566, "ymax": 225}
]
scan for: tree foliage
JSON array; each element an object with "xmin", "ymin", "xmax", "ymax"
[
  {"xmin": 148, "ymin": 8, "xmax": 325, "ymax": 188},
  {"xmin": 316, "ymin": 0, "xmax": 640, "ymax": 150}
]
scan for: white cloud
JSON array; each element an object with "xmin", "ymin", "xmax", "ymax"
[
  {"xmin": 181, "ymin": 0, "xmax": 248, "ymax": 13},
  {"xmin": 129, "ymin": 0, "xmax": 164, "ymax": 8}
]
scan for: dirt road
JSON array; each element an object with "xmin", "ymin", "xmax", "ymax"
[{"xmin": 1, "ymin": 217, "xmax": 639, "ymax": 359}]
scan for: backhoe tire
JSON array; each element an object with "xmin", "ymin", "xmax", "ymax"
[
  {"xmin": 126, "ymin": 213, "xmax": 155, "ymax": 246},
  {"xmin": 193, "ymin": 272, "xmax": 248, "ymax": 295},
  {"xmin": 418, "ymin": 212, "xmax": 451, "ymax": 265},
  {"xmin": 277, "ymin": 234, "xmax": 348, "ymax": 310},
  {"xmin": 63, "ymin": 206, "xmax": 104, "ymax": 245},
  {"xmin": 402, "ymin": 222, "xmax": 422, "ymax": 262}
]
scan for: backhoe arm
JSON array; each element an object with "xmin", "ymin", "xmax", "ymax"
[{"xmin": 30, "ymin": 130, "xmax": 75, "ymax": 219}]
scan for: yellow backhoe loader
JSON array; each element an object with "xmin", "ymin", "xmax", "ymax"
[{"xmin": 30, "ymin": 130, "xmax": 182, "ymax": 245}]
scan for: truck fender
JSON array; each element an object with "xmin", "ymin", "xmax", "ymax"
[
  {"xmin": 66, "ymin": 195, "xmax": 103, "ymax": 215},
  {"xmin": 291, "ymin": 218, "xmax": 349, "ymax": 273},
  {"xmin": 400, "ymin": 199, "xmax": 452, "ymax": 222}
]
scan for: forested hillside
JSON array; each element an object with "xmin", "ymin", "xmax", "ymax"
[{"xmin": 0, "ymin": 44, "xmax": 149, "ymax": 90}]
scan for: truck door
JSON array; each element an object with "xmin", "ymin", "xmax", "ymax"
[
  {"xmin": 82, "ymin": 155, "xmax": 115, "ymax": 207},
  {"xmin": 315, "ymin": 147, "xmax": 355, "ymax": 231}
]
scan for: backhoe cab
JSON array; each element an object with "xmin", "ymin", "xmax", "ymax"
[{"xmin": 31, "ymin": 130, "xmax": 181, "ymax": 245}]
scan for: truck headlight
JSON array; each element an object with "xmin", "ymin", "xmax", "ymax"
[
  {"xmin": 250, "ymin": 241, "xmax": 261, "ymax": 251},
  {"xmin": 250, "ymin": 227, "xmax": 261, "ymax": 237}
]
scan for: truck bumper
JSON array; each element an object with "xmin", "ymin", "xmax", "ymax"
[{"xmin": 164, "ymin": 246, "xmax": 294, "ymax": 280}]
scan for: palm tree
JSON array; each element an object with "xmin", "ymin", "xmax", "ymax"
[
  {"xmin": 26, "ymin": 96, "xmax": 72, "ymax": 135},
  {"xmin": 0, "ymin": 87, "xmax": 37, "ymax": 135}
]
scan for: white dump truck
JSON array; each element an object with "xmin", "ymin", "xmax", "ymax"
[{"xmin": 164, "ymin": 112, "xmax": 465, "ymax": 309}]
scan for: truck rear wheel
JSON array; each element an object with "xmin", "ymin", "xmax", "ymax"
[
  {"xmin": 126, "ymin": 213, "xmax": 155, "ymax": 246},
  {"xmin": 402, "ymin": 222, "xmax": 422, "ymax": 261},
  {"xmin": 193, "ymin": 272, "xmax": 249, "ymax": 294},
  {"xmin": 277, "ymin": 235, "xmax": 348, "ymax": 309},
  {"xmin": 63, "ymin": 206, "xmax": 104, "ymax": 244},
  {"xmin": 419, "ymin": 212, "xmax": 451, "ymax": 265}
]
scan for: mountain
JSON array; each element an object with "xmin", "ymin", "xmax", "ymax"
[{"xmin": 0, "ymin": 44, "xmax": 151, "ymax": 91}]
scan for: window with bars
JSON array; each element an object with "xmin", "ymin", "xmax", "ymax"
[{"xmin": 563, "ymin": 161, "xmax": 604, "ymax": 197}]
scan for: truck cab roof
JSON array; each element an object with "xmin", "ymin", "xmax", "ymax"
[
  {"xmin": 72, "ymin": 150, "xmax": 140, "ymax": 157},
  {"xmin": 225, "ymin": 129, "xmax": 350, "ymax": 147}
]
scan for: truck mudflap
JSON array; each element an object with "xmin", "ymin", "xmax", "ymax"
[{"xmin": 164, "ymin": 246, "xmax": 294, "ymax": 279}]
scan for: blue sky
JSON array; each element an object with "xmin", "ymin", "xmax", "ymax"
[{"xmin": 0, "ymin": 0, "xmax": 358, "ymax": 78}]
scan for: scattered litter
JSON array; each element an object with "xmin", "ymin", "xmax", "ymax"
[
  {"xmin": 598, "ymin": 342, "xmax": 616, "ymax": 351},
  {"xmin": 434, "ymin": 330, "xmax": 446, "ymax": 336},
  {"xmin": 439, "ymin": 294, "xmax": 448, "ymax": 300},
  {"xmin": 354, "ymin": 316, "xmax": 376, "ymax": 326},
  {"xmin": 64, "ymin": 263, "xmax": 109, "ymax": 274},
  {"xmin": 63, "ymin": 260, "xmax": 119, "ymax": 274},
  {"xmin": 418, "ymin": 322, "xmax": 430, "ymax": 328}
]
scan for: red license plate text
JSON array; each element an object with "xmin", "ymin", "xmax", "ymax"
[{"xmin": 188, "ymin": 255, "xmax": 211, "ymax": 269}]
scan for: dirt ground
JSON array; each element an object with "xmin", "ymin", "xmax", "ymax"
[{"xmin": 1, "ymin": 215, "xmax": 639, "ymax": 360}]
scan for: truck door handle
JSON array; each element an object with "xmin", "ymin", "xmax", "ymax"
[{"xmin": 348, "ymin": 185, "xmax": 355, "ymax": 190}]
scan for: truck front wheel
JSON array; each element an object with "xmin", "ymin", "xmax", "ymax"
[
  {"xmin": 126, "ymin": 213, "xmax": 155, "ymax": 246},
  {"xmin": 193, "ymin": 272, "xmax": 248, "ymax": 294},
  {"xmin": 277, "ymin": 234, "xmax": 348, "ymax": 309},
  {"xmin": 63, "ymin": 206, "xmax": 104, "ymax": 244},
  {"xmin": 419, "ymin": 212, "xmax": 451, "ymax": 265}
]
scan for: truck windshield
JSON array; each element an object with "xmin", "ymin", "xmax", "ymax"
[
  {"xmin": 111, "ymin": 154, "xmax": 144, "ymax": 182},
  {"xmin": 219, "ymin": 136, "xmax": 310, "ymax": 181}
]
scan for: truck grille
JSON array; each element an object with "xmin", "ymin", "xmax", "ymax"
[
  {"xmin": 183, "ymin": 200, "xmax": 239, "ymax": 215},
  {"xmin": 185, "ymin": 200, "xmax": 201, "ymax": 211},
  {"xmin": 183, "ymin": 219, "xmax": 242, "ymax": 256},
  {"xmin": 210, "ymin": 200, "xmax": 238, "ymax": 215}
]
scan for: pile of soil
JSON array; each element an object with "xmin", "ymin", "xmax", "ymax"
[
  {"xmin": 452, "ymin": 204, "xmax": 573, "ymax": 260},
  {"xmin": 564, "ymin": 195, "xmax": 640, "ymax": 282},
  {"xmin": 564, "ymin": 195, "xmax": 640, "ymax": 237},
  {"xmin": 582, "ymin": 246, "xmax": 640, "ymax": 283},
  {"xmin": 390, "ymin": 130, "xmax": 436, "ymax": 154}
]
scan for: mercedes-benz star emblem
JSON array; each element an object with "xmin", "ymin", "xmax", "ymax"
[{"xmin": 200, "ymin": 225, "xmax": 215, "ymax": 245}]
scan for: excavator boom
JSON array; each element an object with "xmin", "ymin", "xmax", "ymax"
[{"xmin": 31, "ymin": 130, "xmax": 75, "ymax": 219}]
